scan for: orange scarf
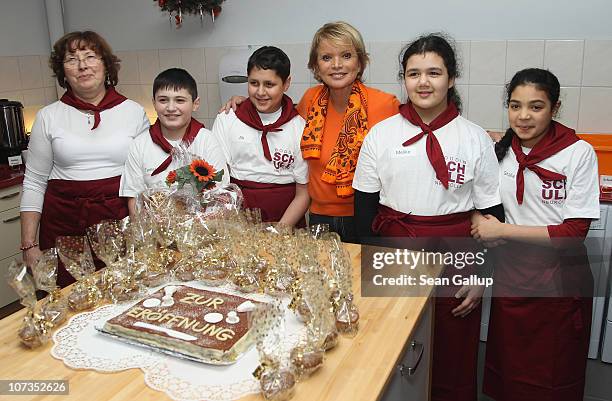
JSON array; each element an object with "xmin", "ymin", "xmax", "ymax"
[{"xmin": 301, "ymin": 81, "xmax": 369, "ymax": 198}]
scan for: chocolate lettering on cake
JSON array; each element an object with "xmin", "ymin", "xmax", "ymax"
[
  {"xmin": 179, "ymin": 292, "xmax": 225, "ymax": 309},
  {"xmin": 104, "ymin": 286, "xmax": 260, "ymax": 361},
  {"xmin": 125, "ymin": 304, "xmax": 235, "ymax": 341}
]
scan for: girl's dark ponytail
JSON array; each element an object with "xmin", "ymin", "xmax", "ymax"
[{"xmin": 495, "ymin": 128, "xmax": 514, "ymax": 161}]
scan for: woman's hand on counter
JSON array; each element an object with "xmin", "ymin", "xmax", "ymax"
[
  {"xmin": 23, "ymin": 245, "xmax": 43, "ymax": 268},
  {"xmin": 451, "ymin": 285, "xmax": 484, "ymax": 318}
]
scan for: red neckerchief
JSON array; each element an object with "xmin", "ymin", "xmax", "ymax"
[
  {"xmin": 511, "ymin": 121, "xmax": 580, "ymax": 204},
  {"xmin": 149, "ymin": 117, "xmax": 204, "ymax": 176},
  {"xmin": 400, "ymin": 101, "xmax": 459, "ymax": 189},
  {"xmin": 234, "ymin": 94, "xmax": 298, "ymax": 161},
  {"xmin": 60, "ymin": 86, "xmax": 127, "ymax": 130}
]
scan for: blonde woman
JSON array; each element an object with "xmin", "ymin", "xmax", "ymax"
[{"xmin": 221, "ymin": 21, "xmax": 399, "ymax": 242}]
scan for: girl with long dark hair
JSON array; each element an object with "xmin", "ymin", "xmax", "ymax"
[{"xmin": 471, "ymin": 68, "xmax": 599, "ymax": 401}]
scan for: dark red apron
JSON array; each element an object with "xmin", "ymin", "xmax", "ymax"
[
  {"xmin": 39, "ymin": 176, "xmax": 128, "ymax": 287},
  {"xmin": 373, "ymin": 205, "xmax": 481, "ymax": 401},
  {"xmin": 483, "ymin": 241, "xmax": 593, "ymax": 401},
  {"xmin": 230, "ymin": 177, "xmax": 306, "ymax": 228}
]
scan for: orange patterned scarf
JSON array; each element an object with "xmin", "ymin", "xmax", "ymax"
[{"xmin": 301, "ymin": 81, "xmax": 369, "ymax": 198}]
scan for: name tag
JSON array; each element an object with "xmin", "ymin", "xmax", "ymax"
[
  {"xmin": 391, "ymin": 147, "xmax": 416, "ymax": 158},
  {"xmin": 7, "ymin": 155, "xmax": 22, "ymax": 167},
  {"xmin": 233, "ymin": 134, "xmax": 255, "ymax": 144}
]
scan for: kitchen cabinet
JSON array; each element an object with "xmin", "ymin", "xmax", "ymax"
[
  {"xmin": 0, "ymin": 183, "xmax": 21, "ymax": 307},
  {"xmin": 380, "ymin": 297, "xmax": 433, "ymax": 401}
]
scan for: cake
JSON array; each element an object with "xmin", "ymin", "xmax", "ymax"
[{"xmin": 102, "ymin": 285, "xmax": 260, "ymax": 363}]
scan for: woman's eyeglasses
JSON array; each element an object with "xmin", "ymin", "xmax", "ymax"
[{"xmin": 63, "ymin": 54, "xmax": 101, "ymax": 69}]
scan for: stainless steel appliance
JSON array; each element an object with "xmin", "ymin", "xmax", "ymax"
[
  {"xmin": 598, "ymin": 199, "xmax": 612, "ymax": 363},
  {"xmin": 586, "ymin": 202, "xmax": 612, "ymax": 359},
  {"xmin": 0, "ymin": 99, "xmax": 27, "ymax": 165}
]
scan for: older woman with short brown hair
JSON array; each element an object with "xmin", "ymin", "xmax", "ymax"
[
  {"xmin": 49, "ymin": 31, "xmax": 122, "ymax": 91},
  {"xmin": 20, "ymin": 31, "xmax": 149, "ymax": 287}
]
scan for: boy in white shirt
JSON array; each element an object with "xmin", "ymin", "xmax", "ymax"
[
  {"xmin": 120, "ymin": 68, "xmax": 227, "ymax": 216},
  {"xmin": 212, "ymin": 46, "xmax": 309, "ymax": 227}
]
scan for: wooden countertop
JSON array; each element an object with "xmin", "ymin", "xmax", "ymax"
[{"xmin": 0, "ymin": 243, "xmax": 442, "ymax": 401}]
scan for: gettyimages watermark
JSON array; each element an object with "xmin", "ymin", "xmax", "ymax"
[
  {"xmin": 370, "ymin": 247, "xmax": 492, "ymax": 287},
  {"xmin": 360, "ymin": 237, "xmax": 605, "ymax": 298}
]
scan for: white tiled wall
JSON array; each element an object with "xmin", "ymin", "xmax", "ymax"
[
  {"xmin": 579, "ymin": 87, "xmax": 612, "ymax": 133},
  {"xmin": 582, "ymin": 41, "xmax": 612, "ymax": 87},
  {"xmin": 505, "ymin": 40, "xmax": 545, "ymax": 81},
  {"xmin": 558, "ymin": 87, "xmax": 581, "ymax": 129},
  {"xmin": 543, "ymin": 40, "xmax": 584, "ymax": 86},
  {"xmin": 0, "ymin": 54, "xmax": 57, "ymax": 131},
  {"xmin": 11, "ymin": 39, "xmax": 612, "ymax": 134},
  {"xmin": 467, "ymin": 85, "xmax": 505, "ymax": 130},
  {"xmin": 469, "ymin": 41, "xmax": 507, "ymax": 85}
]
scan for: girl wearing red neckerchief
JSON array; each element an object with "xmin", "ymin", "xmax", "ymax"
[
  {"xmin": 471, "ymin": 68, "xmax": 599, "ymax": 401},
  {"xmin": 353, "ymin": 34, "xmax": 503, "ymax": 401}
]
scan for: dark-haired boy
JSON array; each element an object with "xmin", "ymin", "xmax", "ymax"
[
  {"xmin": 120, "ymin": 68, "xmax": 227, "ymax": 215},
  {"xmin": 212, "ymin": 46, "xmax": 309, "ymax": 227}
]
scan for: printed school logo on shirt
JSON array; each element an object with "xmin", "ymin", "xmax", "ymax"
[
  {"xmin": 541, "ymin": 179, "xmax": 566, "ymax": 205},
  {"xmin": 211, "ymin": 110, "xmax": 308, "ymax": 185},
  {"xmin": 272, "ymin": 148, "xmax": 296, "ymax": 170},
  {"xmin": 433, "ymin": 155, "xmax": 469, "ymax": 189},
  {"xmin": 502, "ymin": 170, "xmax": 567, "ymax": 207}
]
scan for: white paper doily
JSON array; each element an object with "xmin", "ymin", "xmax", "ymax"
[
  {"xmin": 51, "ymin": 282, "xmax": 306, "ymax": 401},
  {"xmin": 51, "ymin": 303, "xmax": 158, "ymax": 372}
]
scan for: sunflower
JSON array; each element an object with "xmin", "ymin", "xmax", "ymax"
[
  {"xmin": 165, "ymin": 170, "xmax": 177, "ymax": 185},
  {"xmin": 189, "ymin": 159, "xmax": 216, "ymax": 182}
]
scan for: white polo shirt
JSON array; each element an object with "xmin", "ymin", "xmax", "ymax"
[
  {"xmin": 353, "ymin": 113, "xmax": 501, "ymax": 216},
  {"xmin": 119, "ymin": 127, "xmax": 228, "ymax": 197},
  {"xmin": 212, "ymin": 108, "xmax": 308, "ymax": 185},
  {"xmin": 499, "ymin": 140, "xmax": 600, "ymax": 225}
]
